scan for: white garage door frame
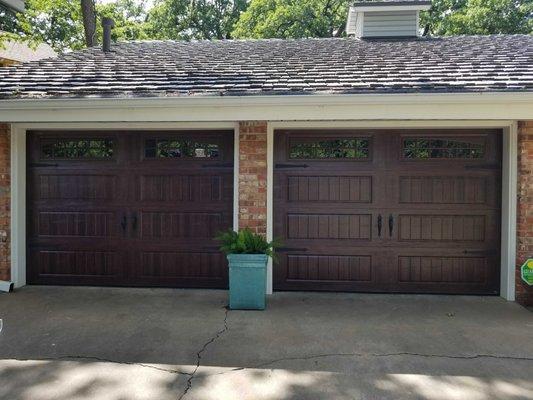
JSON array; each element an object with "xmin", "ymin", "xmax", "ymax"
[
  {"xmin": 10, "ymin": 122, "xmax": 240, "ymax": 289},
  {"xmin": 266, "ymin": 120, "xmax": 518, "ymax": 300},
  {"xmin": 10, "ymin": 120, "xmax": 518, "ymax": 301}
]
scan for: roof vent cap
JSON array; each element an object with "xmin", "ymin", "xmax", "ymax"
[
  {"xmin": 102, "ymin": 17, "xmax": 115, "ymax": 52},
  {"xmin": 346, "ymin": 0, "xmax": 431, "ymax": 38}
]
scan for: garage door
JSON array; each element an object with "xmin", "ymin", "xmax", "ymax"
[
  {"xmin": 27, "ymin": 130, "xmax": 234, "ymax": 288},
  {"xmin": 274, "ymin": 129, "xmax": 501, "ymax": 294}
]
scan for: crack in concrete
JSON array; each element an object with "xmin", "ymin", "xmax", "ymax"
[
  {"xmin": 12, "ymin": 355, "xmax": 193, "ymax": 376},
  {"xmin": 205, "ymin": 351, "xmax": 533, "ymax": 377},
  {"xmin": 178, "ymin": 305, "xmax": 230, "ymax": 400}
]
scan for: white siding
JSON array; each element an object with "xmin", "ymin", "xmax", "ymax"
[{"xmin": 363, "ymin": 11, "xmax": 418, "ymax": 37}]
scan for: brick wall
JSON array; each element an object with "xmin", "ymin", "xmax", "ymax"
[
  {"xmin": 0, "ymin": 124, "xmax": 10, "ymax": 282},
  {"xmin": 238, "ymin": 121, "xmax": 268, "ymax": 235},
  {"xmin": 517, "ymin": 121, "xmax": 533, "ymax": 306}
]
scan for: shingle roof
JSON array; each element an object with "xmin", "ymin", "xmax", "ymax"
[
  {"xmin": 0, "ymin": 35, "xmax": 531, "ymax": 99},
  {"xmin": 0, "ymin": 34, "xmax": 57, "ymax": 63}
]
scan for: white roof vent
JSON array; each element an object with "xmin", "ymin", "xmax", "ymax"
[{"xmin": 346, "ymin": 0, "xmax": 431, "ymax": 38}]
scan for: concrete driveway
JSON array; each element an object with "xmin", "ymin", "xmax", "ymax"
[{"xmin": 1, "ymin": 287, "xmax": 532, "ymax": 400}]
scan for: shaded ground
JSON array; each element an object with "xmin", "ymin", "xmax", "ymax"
[{"xmin": 1, "ymin": 287, "xmax": 532, "ymax": 400}]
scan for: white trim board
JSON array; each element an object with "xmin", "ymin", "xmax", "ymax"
[
  {"xmin": 266, "ymin": 120, "xmax": 518, "ymax": 301},
  {"xmin": 1, "ymin": 93, "xmax": 533, "ymax": 122},
  {"xmin": 10, "ymin": 124, "xmax": 26, "ymax": 288}
]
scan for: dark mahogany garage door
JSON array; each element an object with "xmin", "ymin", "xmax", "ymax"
[
  {"xmin": 27, "ymin": 130, "xmax": 234, "ymax": 288},
  {"xmin": 274, "ymin": 129, "xmax": 501, "ymax": 294}
]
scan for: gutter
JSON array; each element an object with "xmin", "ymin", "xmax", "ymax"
[
  {"xmin": 1, "ymin": 92, "xmax": 533, "ymax": 110},
  {"xmin": 1, "ymin": 92, "xmax": 532, "ymax": 122}
]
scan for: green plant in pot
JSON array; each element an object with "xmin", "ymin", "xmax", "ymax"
[{"xmin": 217, "ymin": 228, "xmax": 279, "ymax": 310}]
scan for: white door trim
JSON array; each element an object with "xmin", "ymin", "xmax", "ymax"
[
  {"xmin": 266, "ymin": 120, "xmax": 517, "ymax": 300},
  {"xmin": 10, "ymin": 124, "xmax": 26, "ymax": 288},
  {"xmin": 10, "ymin": 122, "xmax": 237, "ymax": 288}
]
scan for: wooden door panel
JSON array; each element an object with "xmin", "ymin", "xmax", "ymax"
[
  {"xmin": 287, "ymin": 175, "xmax": 373, "ymax": 203},
  {"xmin": 134, "ymin": 250, "xmax": 226, "ymax": 288},
  {"xmin": 286, "ymin": 254, "xmax": 373, "ymax": 282},
  {"xmin": 28, "ymin": 248, "xmax": 124, "ymax": 285},
  {"xmin": 274, "ymin": 129, "xmax": 501, "ymax": 294},
  {"xmin": 27, "ymin": 130, "xmax": 234, "ymax": 288}
]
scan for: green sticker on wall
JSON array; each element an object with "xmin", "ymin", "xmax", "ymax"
[{"xmin": 521, "ymin": 259, "xmax": 533, "ymax": 286}]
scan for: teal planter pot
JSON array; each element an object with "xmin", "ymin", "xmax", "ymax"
[{"xmin": 227, "ymin": 254, "xmax": 268, "ymax": 310}]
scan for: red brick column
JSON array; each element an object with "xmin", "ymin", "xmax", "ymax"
[
  {"xmin": 517, "ymin": 121, "xmax": 533, "ymax": 306},
  {"xmin": 238, "ymin": 121, "xmax": 267, "ymax": 235},
  {"xmin": 0, "ymin": 124, "xmax": 10, "ymax": 282}
]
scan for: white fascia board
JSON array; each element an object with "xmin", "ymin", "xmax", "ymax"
[
  {"xmin": 0, "ymin": 92, "xmax": 532, "ymax": 122},
  {"xmin": 0, "ymin": 0, "xmax": 25, "ymax": 12},
  {"xmin": 353, "ymin": 4, "xmax": 431, "ymax": 12}
]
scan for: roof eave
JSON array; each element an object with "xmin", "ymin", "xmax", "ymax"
[
  {"xmin": 0, "ymin": 0, "xmax": 25, "ymax": 12},
  {"xmin": 1, "ymin": 92, "xmax": 532, "ymax": 123}
]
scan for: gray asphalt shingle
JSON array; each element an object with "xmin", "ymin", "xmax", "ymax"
[{"xmin": 0, "ymin": 35, "xmax": 531, "ymax": 99}]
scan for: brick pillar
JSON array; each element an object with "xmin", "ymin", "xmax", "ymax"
[
  {"xmin": 0, "ymin": 124, "xmax": 10, "ymax": 282},
  {"xmin": 517, "ymin": 121, "xmax": 533, "ymax": 306},
  {"xmin": 238, "ymin": 121, "xmax": 267, "ymax": 235}
]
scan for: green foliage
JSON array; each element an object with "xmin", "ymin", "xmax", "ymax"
[
  {"xmin": 0, "ymin": 0, "xmax": 149, "ymax": 52},
  {"xmin": 0, "ymin": 4, "xmax": 18, "ymax": 33},
  {"xmin": 217, "ymin": 228, "xmax": 280, "ymax": 259},
  {"xmin": 146, "ymin": 0, "xmax": 248, "ymax": 40},
  {"xmin": 0, "ymin": 0, "xmax": 530, "ymax": 52},
  {"xmin": 14, "ymin": 0, "xmax": 86, "ymax": 52},
  {"xmin": 232, "ymin": 0, "xmax": 348, "ymax": 39},
  {"xmin": 420, "ymin": 0, "xmax": 533, "ymax": 35},
  {"xmin": 235, "ymin": 0, "xmax": 532, "ymax": 39},
  {"xmin": 98, "ymin": 0, "xmax": 150, "ymax": 42}
]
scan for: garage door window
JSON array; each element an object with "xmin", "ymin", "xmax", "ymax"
[
  {"xmin": 41, "ymin": 138, "xmax": 115, "ymax": 160},
  {"xmin": 289, "ymin": 137, "xmax": 370, "ymax": 160},
  {"xmin": 402, "ymin": 137, "xmax": 485, "ymax": 159},
  {"xmin": 145, "ymin": 139, "xmax": 220, "ymax": 159}
]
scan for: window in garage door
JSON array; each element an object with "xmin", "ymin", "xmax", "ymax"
[
  {"xmin": 274, "ymin": 129, "xmax": 501, "ymax": 295},
  {"xmin": 27, "ymin": 130, "xmax": 234, "ymax": 288}
]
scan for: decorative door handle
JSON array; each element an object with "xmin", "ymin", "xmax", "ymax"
[
  {"xmin": 388, "ymin": 214, "xmax": 394, "ymax": 237},
  {"xmin": 132, "ymin": 212, "xmax": 138, "ymax": 231},
  {"xmin": 120, "ymin": 214, "xmax": 127, "ymax": 232},
  {"xmin": 377, "ymin": 214, "xmax": 382, "ymax": 237}
]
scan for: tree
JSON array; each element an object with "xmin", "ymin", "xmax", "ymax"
[
  {"xmin": 81, "ymin": 0, "xmax": 97, "ymax": 47},
  {"xmin": 0, "ymin": 4, "xmax": 18, "ymax": 33},
  {"xmin": 1, "ymin": 0, "xmax": 531, "ymax": 53},
  {"xmin": 14, "ymin": 0, "xmax": 86, "ymax": 51},
  {"xmin": 234, "ymin": 0, "xmax": 532, "ymax": 39},
  {"xmin": 421, "ymin": 0, "xmax": 532, "ymax": 35},
  {"xmin": 98, "ymin": 0, "xmax": 150, "ymax": 41},
  {"xmin": 0, "ymin": 0, "xmax": 150, "ymax": 52},
  {"xmin": 232, "ymin": 0, "xmax": 347, "ymax": 39},
  {"xmin": 146, "ymin": 0, "xmax": 248, "ymax": 40}
]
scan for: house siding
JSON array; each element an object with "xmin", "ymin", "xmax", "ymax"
[
  {"xmin": 238, "ymin": 121, "xmax": 268, "ymax": 235},
  {"xmin": 517, "ymin": 121, "xmax": 533, "ymax": 306},
  {"xmin": 0, "ymin": 123, "xmax": 10, "ymax": 282},
  {"xmin": 363, "ymin": 11, "xmax": 418, "ymax": 37}
]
